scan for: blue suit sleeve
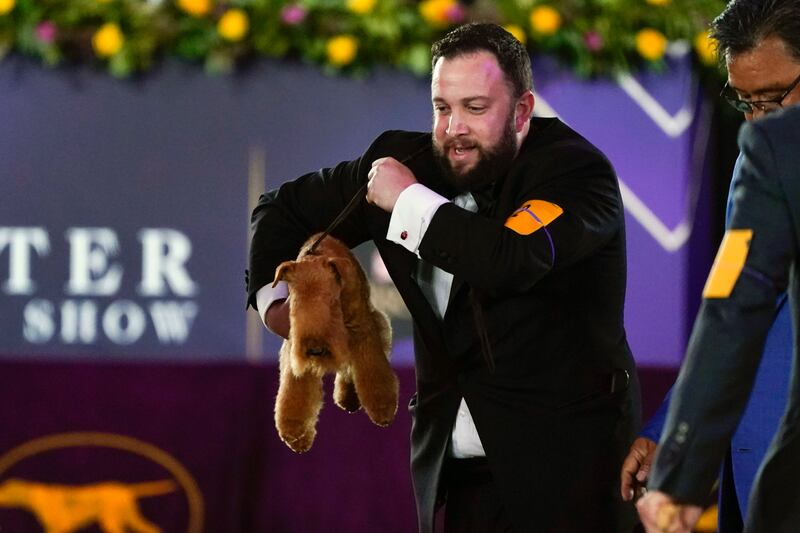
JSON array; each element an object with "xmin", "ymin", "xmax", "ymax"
[{"xmin": 640, "ymin": 388, "xmax": 673, "ymax": 442}]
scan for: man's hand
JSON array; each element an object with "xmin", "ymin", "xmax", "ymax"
[
  {"xmin": 366, "ymin": 157, "xmax": 418, "ymax": 212},
  {"xmin": 620, "ymin": 436, "xmax": 657, "ymax": 501},
  {"xmin": 265, "ymin": 298, "xmax": 290, "ymax": 339},
  {"xmin": 636, "ymin": 491, "xmax": 703, "ymax": 533}
]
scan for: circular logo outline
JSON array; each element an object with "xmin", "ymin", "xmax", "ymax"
[{"xmin": 0, "ymin": 431, "xmax": 204, "ymax": 533}]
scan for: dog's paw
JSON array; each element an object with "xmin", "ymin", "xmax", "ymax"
[
  {"xmin": 334, "ymin": 396, "xmax": 361, "ymax": 414},
  {"xmin": 277, "ymin": 421, "xmax": 316, "ymax": 453},
  {"xmin": 334, "ymin": 382, "xmax": 362, "ymax": 413},
  {"xmin": 365, "ymin": 400, "xmax": 398, "ymax": 427}
]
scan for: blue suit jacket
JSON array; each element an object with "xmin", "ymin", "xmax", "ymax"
[{"xmin": 641, "ymin": 154, "xmax": 793, "ymax": 527}]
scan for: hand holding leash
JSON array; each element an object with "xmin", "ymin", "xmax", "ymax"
[{"xmin": 366, "ymin": 157, "xmax": 418, "ymax": 212}]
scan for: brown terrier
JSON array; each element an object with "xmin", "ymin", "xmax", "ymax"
[{"xmin": 272, "ymin": 233, "xmax": 398, "ymax": 453}]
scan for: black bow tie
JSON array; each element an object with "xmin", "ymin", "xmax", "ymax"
[{"xmin": 470, "ymin": 187, "xmax": 495, "ymax": 215}]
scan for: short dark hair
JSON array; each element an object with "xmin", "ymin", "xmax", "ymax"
[
  {"xmin": 431, "ymin": 22, "xmax": 533, "ymax": 97},
  {"xmin": 710, "ymin": 0, "xmax": 800, "ymax": 62}
]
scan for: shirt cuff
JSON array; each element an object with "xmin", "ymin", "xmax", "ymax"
[
  {"xmin": 256, "ymin": 282, "xmax": 289, "ymax": 331},
  {"xmin": 387, "ymin": 183, "xmax": 448, "ymax": 256}
]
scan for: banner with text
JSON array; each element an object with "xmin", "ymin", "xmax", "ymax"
[{"xmin": 0, "ymin": 55, "xmax": 712, "ymax": 365}]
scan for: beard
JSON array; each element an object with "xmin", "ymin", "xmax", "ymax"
[{"xmin": 432, "ymin": 114, "xmax": 518, "ymax": 193}]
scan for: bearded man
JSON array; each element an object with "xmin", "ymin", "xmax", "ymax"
[{"xmin": 247, "ymin": 22, "xmax": 640, "ymax": 533}]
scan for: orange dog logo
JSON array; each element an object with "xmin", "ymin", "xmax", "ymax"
[{"xmin": 0, "ymin": 478, "xmax": 176, "ymax": 533}]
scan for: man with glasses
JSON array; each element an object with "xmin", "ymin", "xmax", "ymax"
[
  {"xmin": 721, "ymin": 70, "xmax": 800, "ymax": 115},
  {"xmin": 720, "ymin": 42, "xmax": 800, "ymax": 118},
  {"xmin": 621, "ymin": 0, "xmax": 800, "ymax": 531}
]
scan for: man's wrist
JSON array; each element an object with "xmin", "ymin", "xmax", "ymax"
[
  {"xmin": 387, "ymin": 184, "xmax": 448, "ymax": 254},
  {"xmin": 256, "ymin": 282, "xmax": 289, "ymax": 328},
  {"xmin": 265, "ymin": 298, "xmax": 290, "ymax": 338}
]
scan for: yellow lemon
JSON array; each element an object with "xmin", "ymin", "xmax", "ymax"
[
  {"xmin": 419, "ymin": 0, "xmax": 456, "ymax": 29},
  {"xmin": 92, "ymin": 23, "xmax": 124, "ymax": 58},
  {"xmin": 530, "ymin": 5, "xmax": 561, "ymax": 36},
  {"xmin": 218, "ymin": 9, "xmax": 249, "ymax": 41},
  {"xmin": 0, "ymin": 0, "xmax": 15, "ymax": 16},
  {"xmin": 635, "ymin": 28, "xmax": 667, "ymax": 61},
  {"xmin": 327, "ymin": 35, "xmax": 359, "ymax": 67},
  {"xmin": 645, "ymin": 0, "xmax": 671, "ymax": 5},
  {"xmin": 177, "ymin": 0, "xmax": 212, "ymax": 17},
  {"xmin": 503, "ymin": 24, "xmax": 527, "ymax": 45},
  {"xmin": 347, "ymin": 0, "xmax": 377, "ymax": 15},
  {"xmin": 694, "ymin": 31, "xmax": 718, "ymax": 66}
]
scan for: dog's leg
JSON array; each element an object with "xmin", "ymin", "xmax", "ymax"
[
  {"xmin": 350, "ymin": 312, "xmax": 398, "ymax": 426},
  {"xmin": 96, "ymin": 520, "xmax": 126, "ymax": 533},
  {"xmin": 95, "ymin": 516, "xmax": 126, "ymax": 533},
  {"xmin": 108, "ymin": 503, "xmax": 161, "ymax": 533},
  {"xmin": 275, "ymin": 342, "xmax": 324, "ymax": 453},
  {"xmin": 333, "ymin": 368, "xmax": 361, "ymax": 413}
]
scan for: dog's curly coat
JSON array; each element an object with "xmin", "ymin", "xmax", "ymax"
[{"xmin": 272, "ymin": 233, "xmax": 398, "ymax": 452}]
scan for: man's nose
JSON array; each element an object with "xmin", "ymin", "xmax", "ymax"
[
  {"xmin": 446, "ymin": 112, "xmax": 469, "ymax": 136},
  {"xmin": 746, "ymin": 107, "xmax": 775, "ymax": 121}
]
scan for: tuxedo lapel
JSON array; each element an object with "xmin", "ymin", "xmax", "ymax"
[
  {"xmin": 375, "ymin": 240, "xmax": 447, "ymax": 354},
  {"xmin": 444, "ymin": 187, "xmax": 500, "ymax": 313}
]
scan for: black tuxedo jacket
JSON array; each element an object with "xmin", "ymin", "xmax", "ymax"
[
  {"xmin": 649, "ymin": 106, "xmax": 800, "ymax": 533},
  {"xmin": 248, "ymin": 118, "xmax": 640, "ymax": 532}
]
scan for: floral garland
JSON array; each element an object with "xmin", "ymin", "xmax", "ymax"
[{"xmin": 0, "ymin": 0, "xmax": 725, "ymax": 79}]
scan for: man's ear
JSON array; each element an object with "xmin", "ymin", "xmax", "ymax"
[
  {"xmin": 515, "ymin": 90, "xmax": 535, "ymax": 132},
  {"xmin": 273, "ymin": 261, "xmax": 296, "ymax": 286}
]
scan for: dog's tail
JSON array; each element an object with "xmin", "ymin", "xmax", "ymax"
[{"xmin": 130, "ymin": 479, "xmax": 177, "ymax": 497}]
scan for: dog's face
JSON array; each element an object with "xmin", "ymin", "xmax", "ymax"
[{"xmin": 274, "ymin": 256, "xmax": 350, "ymax": 375}]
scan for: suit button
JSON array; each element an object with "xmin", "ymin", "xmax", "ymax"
[
  {"xmin": 438, "ymin": 251, "xmax": 448, "ymax": 259},
  {"xmin": 400, "ymin": 231, "xmax": 408, "ymax": 240}
]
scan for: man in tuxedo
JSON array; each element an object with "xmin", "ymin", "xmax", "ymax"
[
  {"xmin": 620, "ymin": 1, "xmax": 800, "ymax": 530},
  {"xmin": 248, "ymin": 23, "xmax": 640, "ymax": 533},
  {"xmin": 637, "ymin": 105, "xmax": 800, "ymax": 533}
]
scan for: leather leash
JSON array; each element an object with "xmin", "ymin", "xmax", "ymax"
[{"xmin": 307, "ymin": 142, "xmax": 432, "ymax": 254}]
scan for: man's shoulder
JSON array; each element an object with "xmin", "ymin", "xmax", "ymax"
[
  {"xmin": 518, "ymin": 117, "xmax": 614, "ymax": 177},
  {"xmin": 760, "ymin": 104, "xmax": 800, "ymax": 130},
  {"xmin": 738, "ymin": 108, "xmax": 800, "ymax": 189},
  {"xmin": 742, "ymin": 106, "xmax": 800, "ymax": 148},
  {"xmin": 524, "ymin": 117, "xmax": 609, "ymax": 160}
]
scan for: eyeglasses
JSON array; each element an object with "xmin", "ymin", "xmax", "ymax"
[{"xmin": 721, "ymin": 71, "xmax": 800, "ymax": 114}]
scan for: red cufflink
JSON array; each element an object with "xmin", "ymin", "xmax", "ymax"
[{"xmin": 400, "ymin": 231, "xmax": 408, "ymax": 240}]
